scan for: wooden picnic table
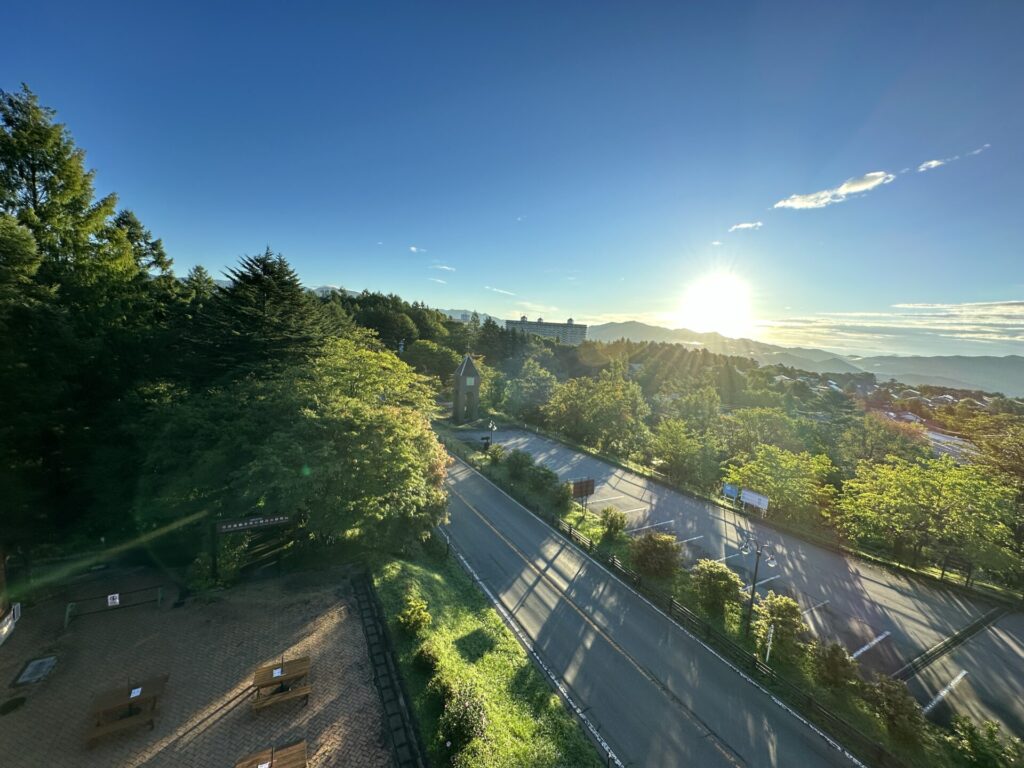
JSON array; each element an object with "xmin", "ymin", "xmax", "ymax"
[
  {"xmin": 234, "ymin": 740, "xmax": 308, "ymax": 768},
  {"xmin": 87, "ymin": 673, "xmax": 169, "ymax": 746},
  {"xmin": 251, "ymin": 656, "xmax": 312, "ymax": 710}
]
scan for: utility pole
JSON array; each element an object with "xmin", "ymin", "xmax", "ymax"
[{"xmin": 741, "ymin": 534, "xmax": 778, "ymax": 637}]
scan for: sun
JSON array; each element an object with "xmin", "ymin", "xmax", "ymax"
[{"xmin": 668, "ymin": 270, "xmax": 755, "ymax": 338}]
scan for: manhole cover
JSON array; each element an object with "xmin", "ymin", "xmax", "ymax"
[
  {"xmin": 13, "ymin": 656, "xmax": 57, "ymax": 686},
  {"xmin": 0, "ymin": 697, "xmax": 26, "ymax": 716}
]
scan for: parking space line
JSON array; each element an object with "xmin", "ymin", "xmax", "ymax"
[
  {"xmin": 626, "ymin": 519, "xmax": 674, "ymax": 533},
  {"xmin": 923, "ymin": 671, "xmax": 968, "ymax": 714},
  {"xmin": 620, "ymin": 506, "xmax": 648, "ymax": 515},
  {"xmin": 680, "ymin": 535, "xmax": 704, "ymax": 543},
  {"xmin": 851, "ymin": 630, "xmax": 891, "ymax": 659},
  {"xmin": 717, "ymin": 551, "xmax": 744, "ymax": 562},
  {"xmin": 742, "ymin": 574, "xmax": 781, "ymax": 592},
  {"xmin": 801, "ymin": 599, "xmax": 830, "ymax": 617},
  {"xmin": 594, "ymin": 495, "xmax": 624, "ymax": 503}
]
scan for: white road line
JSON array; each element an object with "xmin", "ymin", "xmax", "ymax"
[
  {"xmin": 923, "ymin": 671, "xmax": 968, "ymax": 714},
  {"xmin": 620, "ymin": 506, "xmax": 648, "ymax": 515},
  {"xmin": 680, "ymin": 535, "xmax": 705, "ymax": 544},
  {"xmin": 801, "ymin": 599, "xmax": 830, "ymax": 617},
  {"xmin": 742, "ymin": 574, "xmax": 782, "ymax": 592},
  {"xmin": 717, "ymin": 551, "xmax": 744, "ymax": 562},
  {"xmin": 625, "ymin": 520, "xmax": 674, "ymax": 533},
  {"xmin": 448, "ymin": 458, "xmax": 867, "ymax": 767},
  {"xmin": 851, "ymin": 630, "xmax": 891, "ymax": 659},
  {"xmin": 593, "ymin": 495, "xmax": 625, "ymax": 503}
]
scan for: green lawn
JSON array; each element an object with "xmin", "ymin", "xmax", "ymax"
[{"xmin": 375, "ymin": 544, "xmax": 604, "ymax": 768}]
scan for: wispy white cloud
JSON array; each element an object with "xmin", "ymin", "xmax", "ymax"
[
  {"xmin": 758, "ymin": 300, "xmax": 1024, "ymax": 356},
  {"xmin": 409, "ymin": 245, "xmax": 427, "ymax": 253},
  {"xmin": 430, "ymin": 264, "xmax": 455, "ymax": 272},
  {"xmin": 516, "ymin": 300, "xmax": 560, "ymax": 315},
  {"xmin": 917, "ymin": 159, "xmax": 946, "ymax": 172},
  {"xmin": 428, "ymin": 277, "xmax": 447, "ymax": 284},
  {"xmin": 774, "ymin": 171, "xmax": 895, "ymax": 210},
  {"xmin": 729, "ymin": 221, "xmax": 763, "ymax": 232},
  {"xmin": 485, "ymin": 285, "xmax": 515, "ymax": 296},
  {"xmin": 967, "ymin": 143, "xmax": 991, "ymax": 156},
  {"xmin": 711, "ymin": 240, "xmax": 723, "ymax": 246}
]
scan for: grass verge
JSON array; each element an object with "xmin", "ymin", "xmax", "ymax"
[{"xmin": 374, "ymin": 542, "xmax": 604, "ymax": 768}]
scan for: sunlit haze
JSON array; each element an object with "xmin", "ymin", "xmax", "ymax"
[{"xmin": 667, "ymin": 271, "xmax": 755, "ymax": 339}]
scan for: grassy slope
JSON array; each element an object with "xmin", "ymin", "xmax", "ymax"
[{"xmin": 375, "ymin": 546, "xmax": 603, "ymax": 768}]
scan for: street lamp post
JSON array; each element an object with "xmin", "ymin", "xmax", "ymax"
[{"xmin": 741, "ymin": 534, "xmax": 778, "ymax": 637}]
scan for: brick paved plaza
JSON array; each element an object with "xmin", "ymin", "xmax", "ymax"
[{"xmin": 0, "ymin": 567, "xmax": 392, "ymax": 767}]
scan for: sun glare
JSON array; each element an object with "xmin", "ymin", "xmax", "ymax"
[{"xmin": 669, "ymin": 271, "xmax": 755, "ymax": 338}]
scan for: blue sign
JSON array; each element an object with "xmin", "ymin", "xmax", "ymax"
[{"xmin": 722, "ymin": 483, "xmax": 739, "ymax": 501}]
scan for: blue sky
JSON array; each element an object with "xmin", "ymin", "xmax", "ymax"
[{"xmin": 4, "ymin": 1, "xmax": 1023, "ymax": 356}]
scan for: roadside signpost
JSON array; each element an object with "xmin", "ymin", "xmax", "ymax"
[
  {"xmin": 722, "ymin": 483, "xmax": 740, "ymax": 503},
  {"xmin": 571, "ymin": 478, "xmax": 596, "ymax": 509},
  {"xmin": 740, "ymin": 489, "xmax": 770, "ymax": 517}
]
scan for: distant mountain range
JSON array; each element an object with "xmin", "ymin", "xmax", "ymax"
[{"xmin": 588, "ymin": 321, "xmax": 1024, "ymax": 396}]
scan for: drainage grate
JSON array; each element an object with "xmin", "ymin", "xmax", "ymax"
[{"xmin": 13, "ymin": 656, "xmax": 57, "ymax": 686}]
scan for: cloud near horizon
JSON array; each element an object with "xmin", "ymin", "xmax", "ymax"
[
  {"xmin": 773, "ymin": 171, "xmax": 895, "ymax": 210},
  {"xmin": 430, "ymin": 264, "xmax": 455, "ymax": 271},
  {"xmin": 729, "ymin": 221, "xmax": 762, "ymax": 232},
  {"xmin": 757, "ymin": 300, "xmax": 1024, "ymax": 356}
]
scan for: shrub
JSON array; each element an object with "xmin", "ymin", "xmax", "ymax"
[
  {"xmin": 504, "ymin": 449, "xmax": 534, "ymax": 480},
  {"xmin": 600, "ymin": 507, "xmax": 627, "ymax": 537},
  {"xmin": 751, "ymin": 592, "xmax": 807, "ymax": 663},
  {"xmin": 865, "ymin": 676, "xmax": 925, "ymax": 744},
  {"xmin": 629, "ymin": 532, "xmax": 681, "ymax": 579},
  {"xmin": 413, "ymin": 641, "xmax": 441, "ymax": 674},
  {"xmin": 438, "ymin": 682, "xmax": 488, "ymax": 751},
  {"xmin": 398, "ymin": 593, "xmax": 432, "ymax": 636},
  {"xmin": 944, "ymin": 715, "xmax": 1023, "ymax": 766},
  {"xmin": 528, "ymin": 464, "xmax": 560, "ymax": 492},
  {"xmin": 427, "ymin": 669, "xmax": 456, "ymax": 703},
  {"xmin": 691, "ymin": 558, "xmax": 744, "ymax": 617},
  {"xmin": 811, "ymin": 641, "xmax": 859, "ymax": 690},
  {"xmin": 487, "ymin": 443, "xmax": 506, "ymax": 463}
]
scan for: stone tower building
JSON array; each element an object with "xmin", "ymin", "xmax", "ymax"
[{"xmin": 452, "ymin": 354, "xmax": 481, "ymax": 424}]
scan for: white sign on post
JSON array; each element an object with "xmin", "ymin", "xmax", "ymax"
[
  {"xmin": 272, "ymin": 667, "xmax": 283, "ymax": 678},
  {"xmin": 107, "ymin": 593, "xmax": 121, "ymax": 608},
  {"xmin": 130, "ymin": 687, "xmax": 142, "ymax": 699},
  {"xmin": 740, "ymin": 489, "xmax": 770, "ymax": 516}
]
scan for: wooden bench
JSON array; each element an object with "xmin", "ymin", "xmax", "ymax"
[
  {"xmin": 251, "ymin": 683, "xmax": 311, "ymax": 711},
  {"xmin": 86, "ymin": 710, "xmax": 155, "ymax": 746},
  {"xmin": 235, "ymin": 739, "xmax": 308, "ymax": 767}
]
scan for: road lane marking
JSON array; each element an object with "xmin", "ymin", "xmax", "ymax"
[
  {"xmin": 851, "ymin": 631, "xmax": 891, "ymax": 659},
  {"xmin": 625, "ymin": 520, "xmax": 674, "ymax": 533},
  {"xmin": 716, "ymin": 551, "xmax": 744, "ymax": 562},
  {"xmin": 446, "ymin": 458, "xmax": 868, "ymax": 767},
  {"xmin": 922, "ymin": 670, "xmax": 968, "ymax": 714},
  {"xmin": 680, "ymin": 535, "xmax": 705, "ymax": 543},
  {"xmin": 447, "ymin": 484, "xmax": 746, "ymax": 767},
  {"xmin": 620, "ymin": 506, "xmax": 648, "ymax": 514},
  {"xmin": 593, "ymin": 495, "xmax": 624, "ymax": 503},
  {"xmin": 801, "ymin": 600, "xmax": 830, "ymax": 617},
  {"xmin": 436, "ymin": 527, "xmax": 624, "ymax": 767},
  {"xmin": 742, "ymin": 574, "xmax": 782, "ymax": 592}
]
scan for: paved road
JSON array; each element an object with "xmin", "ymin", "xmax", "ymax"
[
  {"xmin": 465, "ymin": 429, "xmax": 987, "ymax": 675},
  {"xmin": 905, "ymin": 613, "xmax": 1024, "ymax": 735},
  {"xmin": 459, "ymin": 428, "xmax": 1024, "ymax": 735},
  {"xmin": 445, "ymin": 459, "xmax": 861, "ymax": 767}
]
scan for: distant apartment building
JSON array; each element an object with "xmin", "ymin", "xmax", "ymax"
[{"xmin": 506, "ymin": 316, "xmax": 588, "ymax": 346}]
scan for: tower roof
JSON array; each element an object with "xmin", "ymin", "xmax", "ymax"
[{"xmin": 455, "ymin": 354, "xmax": 480, "ymax": 378}]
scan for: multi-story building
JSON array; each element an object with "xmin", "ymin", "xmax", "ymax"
[{"xmin": 505, "ymin": 316, "xmax": 588, "ymax": 346}]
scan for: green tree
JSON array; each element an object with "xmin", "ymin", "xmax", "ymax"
[
  {"xmin": 725, "ymin": 445, "xmax": 836, "ymax": 524},
  {"xmin": 691, "ymin": 558, "xmax": 744, "ymax": 617},
  {"xmin": 402, "ymin": 338, "xmax": 462, "ymax": 380},
  {"xmin": 189, "ymin": 250, "xmax": 340, "ymax": 383},
  {"xmin": 503, "ymin": 358, "xmax": 557, "ymax": 423},
  {"xmin": 722, "ymin": 407, "xmax": 807, "ymax": 459},
  {"xmin": 752, "ymin": 591, "xmax": 807, "ymax": 663},
  {"xmin": 630, "ymin": 532, "xmax": 681, "ymax": 579},
  {"xmin": 944, "ymin": 715, "xmax": 1023, "ymax": 767},
  {"xmin": 865, "ymin": 677, "xmax": 925, "ymax": 744},
  {"xmin": 811, "ymin": 641, "xmax": 859, "ymax": 690},
  {"xmin": 544, "ymin": 366, "xmax": 651, "ymax": 456},
  {"xmin": 652, "ymin": 417, "xmax": 723, "ymax": 490}
]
